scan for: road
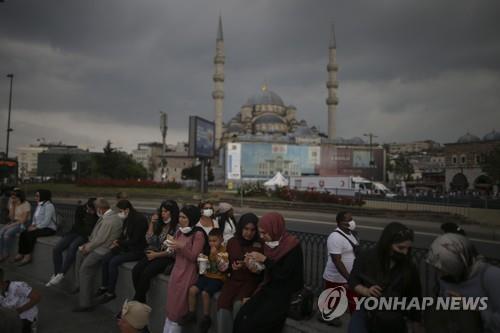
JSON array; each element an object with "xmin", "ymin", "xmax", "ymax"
[{"xmin": 53, "ymin": 196, "xmax": 500, "ymax": 260}]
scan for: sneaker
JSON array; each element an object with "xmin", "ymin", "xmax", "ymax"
[
  {"xmin": 97, "ymin": 292, "xmax": 116, "ymax": 304},
  {"xmin": 178, "ymin": 311, "xmax": 196, "ymax": 326},
  {"xmin": 94, "ymin": 287, "xmax": 108, "ymax": 297},
  {"xmin": 46, "ymin": 274, "xmax": 56, "ymax": 287},
  {"xmin": 51, "ymin": 273, "xmax": 64, "ymax": 285},
  {"xmin": 199, "ymin": 315, "xmax": 212, "ymax": 333}
]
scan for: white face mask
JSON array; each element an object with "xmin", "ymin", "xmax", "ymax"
[
  {"xmin": 348, "ymin": 220, "xmax": 356, "ymax": 231},
  {"xmin": 179, "ymin": 226, "xmax": 192, "ymax": 234},
  {"xmin": 118, "ymin": 212, "xmax": 127, "ymax": 219},
  {"xmin": 163, "ymin": 218, "xmax": 171, "ymax": 225},
  {"xmin": 202, "ymin": 209, "xmax": 213, "ymax": 217},
  {"xmin": 265, "ymin": 240, "xmax": 280, "ymax": 249},
  {"xmin": 97, "ymin": 211, "xmax": 103, "ymax": 218}
]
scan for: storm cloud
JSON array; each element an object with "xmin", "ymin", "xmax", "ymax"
[{"xmin": 0, "ymin": 0, "xmax": 499, "ymax": 152}]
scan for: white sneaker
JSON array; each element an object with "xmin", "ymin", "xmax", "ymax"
[
  {"xmin": 51, "ymin": 273, "xmax": 64, "ymax": 285},
  {"xmin": 45, "ymin": 274, "xmax": 56, "ymax": 287}
]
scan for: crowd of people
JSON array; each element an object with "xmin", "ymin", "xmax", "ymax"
[{"xmin": 0, "ymin": 188, "xmax": 499, "ymax": 333}]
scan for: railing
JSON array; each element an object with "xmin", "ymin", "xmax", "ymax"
[
  {"xmin": 364, "ymin": 195, "xmax": 500, "ymax": 210},
  {"xmin": 52, "ymin": 203, "xmax": 500, "ymax": 297}
]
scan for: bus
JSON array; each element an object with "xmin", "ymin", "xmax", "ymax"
[{"xmin": 0, "ymin": 158, "xmax": 18, "ymax": 189}]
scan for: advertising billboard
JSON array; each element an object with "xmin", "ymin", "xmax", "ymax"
[
  {"xmin": 226, "ymin": 143, "xmax": 242, "ymax": 180},
  {"xmin": 188, "ymin": 116, "xmax": 215, "ymax": 158},
  {"xmin": 225, "ymin": 142, "xmax": 320, "ymax": 179}
]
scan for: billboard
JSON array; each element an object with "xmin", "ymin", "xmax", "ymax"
[
  {"xmin": 188, "ymin": 116, "xmax": 215, "ymax": 158},
  {"xmin": 226, "ymin": 143, "xmax": 241, "ymax": 180},
  {"xmin": 226, "ymin": 142, "xmax": 320, "ymax": 179}
]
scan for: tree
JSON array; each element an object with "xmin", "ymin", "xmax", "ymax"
[
  {"xmin": 393, "ymin": 155, "xmax": 414, "ymax": 181},
  {"xmin": 91, "ymin": 141, "xmax": 148, "ymax": 179},
  {"xmin": 481, "ymin": 145, "xmax": 500, "ymax": 185}
]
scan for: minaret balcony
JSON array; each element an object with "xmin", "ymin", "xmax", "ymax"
[
  {"xmin": 326, "ymin": 81, "xmax": 339, "ymax": 89},
  {"xmin": 214, "ymin": 55, "xmax": 225, "ymax": 64},
  {"xmin": 327, "ymin": 64, "xmax": 339, "ymax": 72},
  {"xmin": 326, "ymin": 97, "xmax": 339, "ymax": 105},
  {"xmin": 212, "ymin": 91, "xmax": 225, "ymax": 99},
  {"xmin": 213, "ymin": 73, "xmax": 225, "ymax": 82}
]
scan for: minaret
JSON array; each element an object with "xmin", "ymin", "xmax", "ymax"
[
  {"xmin": 213, "ymin": 15, "xmax": 225, "ymax": 150},
  {"xmin": 326, "ymin": 24, "xmax": 339, "ymax": 139}
]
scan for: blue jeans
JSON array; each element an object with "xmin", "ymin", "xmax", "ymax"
[
  {"xmin": 0, "ymin": 223, "xmax": 23, "ymax": 257},
  {"xmin": 348, "ymin": 309, "xmax": 369, "ymax": 333},
  {"xmin": 53, "ymin": 232, "xmax": 86, "ymax": 274}
]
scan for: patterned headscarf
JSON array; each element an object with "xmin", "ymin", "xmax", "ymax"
[{"xmin": 426, "ymin": 233, "xmax": 482, "ymax": 281}]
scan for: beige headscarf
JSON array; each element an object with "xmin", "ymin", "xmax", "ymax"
[
  {"xmin": 426, "ymin": 233, "xmax": 483, "ymax": 282},
  {"xmin": 121, "ymin": 300, "xmax": 152, "ymax": 330}
]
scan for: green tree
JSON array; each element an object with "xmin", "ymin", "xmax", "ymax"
[
  {"xmin": 481, "ymin": 145, "xmax": 500, "ymax": 185},
  {"xmin": 393, "ymin": 155, "xmax": 414, "ymax": 181},
  {"xmin": 91, "ymin": 141, "xmax": 148, "ymax": 179}
]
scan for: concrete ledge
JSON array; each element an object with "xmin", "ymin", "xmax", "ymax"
[{"xmin": 10, "ymin": 235, "xmax": 345, "ymax": 333}]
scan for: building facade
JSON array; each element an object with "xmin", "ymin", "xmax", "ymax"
[{"xmin": 444, "ymin": 131, "xmax": 500, "ymax": 192}]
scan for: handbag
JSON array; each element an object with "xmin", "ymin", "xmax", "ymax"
[{"xmin": 287, "ymin": 286, "xmax": 314, "ymax": 320}]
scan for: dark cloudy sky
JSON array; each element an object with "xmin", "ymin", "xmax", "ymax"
[{"xmin": 1, "ymin": 0, "xmax": 499, "ymax": 153}]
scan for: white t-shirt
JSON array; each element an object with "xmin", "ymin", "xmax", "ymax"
[
  {"xmin": 323, "ymin": 228, "xmax": 358, "ymax": 283},
  {"xmin": 0, "ymin": 281, "xmax": 38, "ymax": 321},
  {"xmin": 196, "ymin": 219, "xmax": 219, "ymax": 236}
]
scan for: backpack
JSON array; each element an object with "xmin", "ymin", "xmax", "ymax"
[{"xmin": 287, "ymin": 286, "xmax": 314, "ymax": 320}]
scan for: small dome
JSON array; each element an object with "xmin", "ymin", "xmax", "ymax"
[
  {"xmin": 349, "ymin": 137, "xmax": 365, "ymax": 145},
  {"xmin": 294, "ymin": 126, "xmax": 314, "ymax": 137},
  {"xmin": 483, "ymin": 129, "xmax": 500, "ymax": 141},
  {"xmin": 246, "ymin": 84, "xmax": 285, "ymax": 107},
  {"xmin": 254, "ymin": 114, "xmax": 285, "ymax": 125},
  {"xmin": 457, "ymin": 132, "xmax": 481, "ymax": 143}
]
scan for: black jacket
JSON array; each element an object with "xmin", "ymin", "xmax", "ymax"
[
  {"xmin": 71, "ymin": 205, "xmax": 98, "ymax": 239},
  {"xmin": 117, "ymin": 210, "xmax": 148, "ymax": 253}
]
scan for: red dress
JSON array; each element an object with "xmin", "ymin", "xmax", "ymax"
[
  {"xmin": 217, "ymin": 238, "xmax": 263, "ymax": 310},
  {"xmin": 166, "ymin": 230, "xmax": 205, "ymax": 322}
]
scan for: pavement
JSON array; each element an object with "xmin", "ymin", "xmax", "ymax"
[{"xmin": 1, "ymin": 261, "xmax": 120, "ymax": 333}]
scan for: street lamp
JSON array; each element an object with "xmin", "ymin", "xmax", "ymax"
[
  {"xmin": 5, "ymin": 74, "xmax": 14, "ymax": 159},
  {"xmin": 363, "ymin": 132, "xmax": 378, "ymax": 167}
]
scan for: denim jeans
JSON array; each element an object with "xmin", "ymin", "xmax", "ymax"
[
  {"xmin": 53, "ymin": 232, "xmax": 86, "ymax": 274},
  {"xmin": 0, "ymin": 223, "xmax": 23, "ymax": 257}
]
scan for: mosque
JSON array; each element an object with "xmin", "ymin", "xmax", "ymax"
[{"xmin": 209, "ymin": 17, "xmax": 386, "ymax": 182}]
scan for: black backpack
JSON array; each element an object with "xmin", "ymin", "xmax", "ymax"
[{"xmin": 288, "ymin": 286, "xmax": 314, "ymax": 320}]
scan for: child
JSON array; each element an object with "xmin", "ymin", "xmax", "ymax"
[{"xmin": 181, "ymin": 228, "xmax": 229, "ymax": 333}]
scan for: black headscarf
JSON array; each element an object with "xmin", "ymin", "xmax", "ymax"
[
  {"xmin": 180, "ymin": 205, "xmax": 208, "ymax": 255},
  {"xmin": 36, "ymin": 189, "xmax": 52, "ymax": 203},
  {"xmin": 236, "ymin": 213, "xmax": 260, "ymax": 247}
]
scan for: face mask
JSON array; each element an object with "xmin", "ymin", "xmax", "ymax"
[
  {"xmin": 118, "ymin": 212, "xmax": 127, "ymax": 219},
  {"xmin": 202, "ymin": 209, "xmax": 213, "ymax": 217},
  {"xmin": 97, "ymin": 211, "xmax": 103, "ymax": 218},
  {"xmin": 163, "ymin": 218, "xmax": 171, "ymax": 225},
  {"xmin": 265, "ymin": 240, "xmax": 280, "ymax": 249},
  {"xmin": 391, "ymin": 251, "xmax": 408, "ymax": 263},
  {"xmin": 348, "ymin": 220, "xmax": 356, "ymax": 231},
  {"xmin": 179, "ymin": 226, "xmax": 192, "ymax": 234}
]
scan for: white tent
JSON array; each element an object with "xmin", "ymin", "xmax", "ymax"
[{"xmin": 264, "ymin": 172, "xmax": 289, "ymax": 187}]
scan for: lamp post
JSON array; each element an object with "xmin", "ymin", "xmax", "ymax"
[
  {"xmin": 160, "ymin": 111, "xmax": 168, "ymax": 181},
  {"xmin": 5, "ymin": 74, "xmax": 14, "ymax": 159},
  {"xmin": 364, "ymin": 132, "xmax": 378, "ymax": 181}
]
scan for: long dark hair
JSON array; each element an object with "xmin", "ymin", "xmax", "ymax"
[
  {"xmin": 155, "ymin": 200, "xmax": 179, "ymax": 236},
  {"xmin": 36, "ymin": 189, "xmax": 52, "ymax": 203},
  {"xmin": 116, "ymin": 199, "xmax": 136, "ymax": 213},
  {"xmin": 376, "ymin": 222, "xmax": 414, "ymax": 270},
  {"xmin": 11, "ymin": 189, "xmax": 26, "ymax": 203}
]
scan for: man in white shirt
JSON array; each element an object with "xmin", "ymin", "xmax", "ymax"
[{"xmin": 321, "ymin": 211, "xmax": 359, "ymax": 326}]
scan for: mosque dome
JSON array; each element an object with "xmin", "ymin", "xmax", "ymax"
[
  {"xmin": 349, "ymin": 137, "xmax": 365, "ymax": 145},
  {"xmin": 483, "ymin": 129, "xmax": 500, "ymax": 141},
  {"xmin": 294, "ymin": 126, "xmax": 314, "ymax": 137},
  {"xmin": 246, "ymin": 84, "xmax": 285, "ymax": 107},
  {"xmin": 457, "ymin": 132, "xmax": 481, "ymax": 144}
]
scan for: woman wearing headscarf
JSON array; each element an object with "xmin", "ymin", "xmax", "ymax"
[
  {"xmin": 348, "ymin": 222, "xmax": 423, "ymax": 333},
  {"xmin": 426, "ymin": 233, "xmax": 500, "ymax": 333},
  {"xmin": 217, "ymin": 213, "xmax": 263, "ymax": 333},
  {"xmin": 132, "ymin": 200, "xmax": 179, "ymax": 303},
  {"xmin": 15, "ymin": 189, "xmax": 57, "ymax": 266},
  {"xmin": 96, "ymin": 200, "xmax": 149, "ymax": 304},
  {"xmin": 233, "ymin": 212, "xmax": 303, "ymax": 333},
  {"xmin": 162, "ymin": 205, "xmax": 206, "ymax": 333},
  {"xmin": 215, "ymin": 202, "xmax": 236, "ymax": 246}
]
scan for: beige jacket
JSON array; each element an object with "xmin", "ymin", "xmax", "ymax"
[{"xmin": 87, "ymin": 209, "xmax": 123, "ymax": 254}]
